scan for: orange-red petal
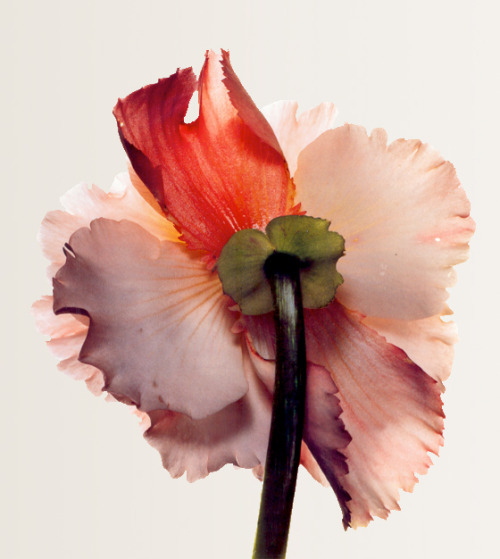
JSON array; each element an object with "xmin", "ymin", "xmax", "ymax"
[{"xmin": 114, "ymin": 51, "xmax": 296, "ymax": 260}]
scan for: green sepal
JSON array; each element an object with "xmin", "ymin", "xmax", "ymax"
[
  {"xmin": 217, "ymin": 229, "xmax": 275, "ymax": 315},
  {"xmin": 217, "ymin": 215, "xmax": 345, "ymax": 315}
]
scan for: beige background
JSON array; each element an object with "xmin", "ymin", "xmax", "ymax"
[{"xmin": 2, "ymin": 0, "xmax": 497, "ymax": 557}]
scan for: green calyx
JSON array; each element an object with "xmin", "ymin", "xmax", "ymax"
[{"xmin": 217, "ymin": 215, "xmax": 345, "ymax": 315}]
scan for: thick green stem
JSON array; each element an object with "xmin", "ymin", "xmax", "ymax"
[{"xmin": 253, "ymin": 253, "xmax": 307, "ymax": 559}]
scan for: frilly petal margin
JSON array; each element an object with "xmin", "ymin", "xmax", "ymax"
[
  {"xmin": 39, "ymin": 173, "xmax": 179, "ymax": 278},
  {"xmin": 52, "ymin": 218, "xmax": 248, "ymax": 420},
  {"xmin": 114, "ymin": 50, "xmax": 297, "ymax": 261},
  {"xmin": 32, "ymin": 296, "xmax": 104, "ymax": 395},
  {"xmin": 245, "ymin": 339, "xmax": 352, "ymax": 528},
  {"xmin": 305, "ymin": 302, "xmax": 445, "ymax": 527},
  {"xmin": 362, "ymin": 314, "xmax": 458, "ymax": 388},
  {"xmin": 294, "ymin": 124, "xmax": 475, "ymax": 321},
  {"xmin": 145, "ymin": 341, "xmax": 272, "ymax": 482},
  {"xmin": 34, "ymin": 173, "xmax": 179, "ymax": 390},
  {"xmin": 261, "ymin": 100, "xmax": 338, "ymax": 176},
  {"xmin": 242, "ymin": 300, "xmax": 445, "ymax": 528}
]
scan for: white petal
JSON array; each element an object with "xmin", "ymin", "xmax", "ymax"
[{"xmin": 262, "ymin": 101, "xmax": 338, "ymax": 176}]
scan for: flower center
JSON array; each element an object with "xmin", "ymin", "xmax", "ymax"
[{"xmin": 217, "ymin": 215, "xmax": 345, "ymax": 315}]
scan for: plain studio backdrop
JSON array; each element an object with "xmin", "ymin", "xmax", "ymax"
[{"xmin": 2, "ymin": 1, "xmax": 497, "ymax": 558}]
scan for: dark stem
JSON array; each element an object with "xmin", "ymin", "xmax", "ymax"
[{"xmin": 253, "ymin": 252, "xmax": 307, "ymax": 559}]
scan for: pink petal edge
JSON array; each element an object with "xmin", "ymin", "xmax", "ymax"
[
  {"xmin": 53, "ymin": 218, "xmax": 248, "ymax": 419},
  {"xmin": 294, "ymin": 124, "xmax": 475, "ymax": 321},
  {"xmin": 262, "ymin": 100, "xmax": 338, "ymax": 176},
  {"xmin": 243, "ymin": 300, "xmax": 445, "ymax": 527}
]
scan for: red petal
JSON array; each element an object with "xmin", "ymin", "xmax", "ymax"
[{"xmin": 114, "ymin": 51, "xmax": 296, "ymax": 259}]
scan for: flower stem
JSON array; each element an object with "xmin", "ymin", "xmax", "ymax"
[{"xmin": 253, "ymin": 252, "xmax": 307, "ymax": 559}]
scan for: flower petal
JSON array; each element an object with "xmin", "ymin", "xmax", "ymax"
[
  {"xmin": 32, "ymin": 296, "xmax": 103, "ymax": 393},
  {"xmin": 36, "ymin": 173, "xmax": 179, "ymax": 394},
  {"xmin": 245, "ymin": 334, "xmax": 352, "ymax": 527},
  {"xmin": 301, "ymin": 364, "xmax": 353, "ymax": 528},
  {"xmin": 362, "ymin": 314, "xmax": 458, "ymax": 387},
  {"xmin": 294, "ymin": 125, "xmax": 475, "ymax": 320},
  {"xmin": 40, "ymin": 173, "xmax": 179, "ymax": 278},
  {"xmin": 145, "ymin": 341, "xmax": 271, "ymax": 481},
  {"xmin": 113, "ymin": 50, "xmax": 297, "ymax": 260},
  {"xmin": 305, "ymin": 302, "xmax": 445, "ymax": 527},
  {"xmin": 243, "ymin": 301, "xmax": 445, "ymax": 527},
  {"xmin": 262, "ymin": 101, "xmax": 338, "ymax": 176},
  {"xmin": 53, "ymin": 218, "xmax": 248, "ymax": 419}
]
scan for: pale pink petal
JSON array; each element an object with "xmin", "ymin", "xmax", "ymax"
[
  {"xmin": 294, "ymin": 125, "xmax": 475, "ymax": 320},
  {"xmin": 53, "ymin": 218, "xmax": 247, "ymax": 419},
  {"xmin": 32, "ymin": 296, "xmax": 103, "ymax": 389},
  {"xmin": 299, "ymin": 444, "xmax": 328, "ymax": 486},
  {"xmin": 362, "ymin": 314, "xmax": 458, "ymax": 387},
  {"xmin": 36, "ymin": 173, "xmax": 182, "ymax": 393},
  {"xmin": 262, "ymin": 101, "xmax": 338, "ymax": 176},
  {"xmin": 145, "ymin": 341, "xmax": 271, "ymax": 481},
  {"xmin": 40, "ymin": 173, "xmax": 179, "ymax": 278},
  {"xmin": 305, "ymin": 302, "xmax": 444, "ymax": 527}
]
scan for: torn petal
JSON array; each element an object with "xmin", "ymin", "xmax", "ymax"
[
  {"xmin": 295, "ymin": 125, "xmax": 475, "ymax": 320},
  {"xmin": 305, "ymin": 302, "xmax": 445, "ymax": 527},
  {"xmin": 302, "ymin": 364, "xmax": 352, "ymax": 528},
  {"xmin": 246, "ymin": 336, "xmax": 352, "ymax": 527},
  {"xmin": 53, "ymin": 218, "xmax": 248, "ymax": 419},
  {"xmin": 114, "ymin": 50, "xmax": 297, "ymax": 260}
]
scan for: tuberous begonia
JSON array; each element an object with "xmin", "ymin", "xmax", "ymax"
[{"xmin": 34, "ymin": 50, "xmax": 474, "ymax": 530}]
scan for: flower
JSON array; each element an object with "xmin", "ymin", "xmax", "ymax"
[{"xmin": 34, "ymin": 50, "xmax": 474, "ymax": 528}]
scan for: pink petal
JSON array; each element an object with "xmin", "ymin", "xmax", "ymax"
[
  {"xmin": 32, "ymin": 296, "xmax": 103, "ymax": 390},
  {"xmin": 305, "ymin": 302, "xmax": 445, "ymax": 527},
  {"xmin": 262, "ymin": 101, "xmax": 338, "ymax": 176},
  {"xmin": 145, "ymin": 341, "xmax": 272, "ymax": 481},
  {"xmin": 245, "ymin": 336, "xmax": 352, "ymax": 526},
  {"xmin": 36, "ymin": 173, "xmax": 179, "ymax": 394},
  {"xmin": 243, "ymin": 302, "xmax": 445, "ymax": 527},
  {"xmin": 114, "ymin": 50, "xmax": 297, "ymax": 260},
  {"xmin": 40, "ymin": 173, "xmax": 179, "ymax": 278},
  {"xmin": 362, "ymin": 314, "xmax": 458, "ymax": 387},
  {"xmin": 53, "ymin": 218, "xmax": 247, "ymax": 419},
  {"xmin": 302, "ymin": 364, "xmax": 353, "ymax": 527},
  {"xmin": 294, "ymin": 125, "xmax": 475, "ymax": 320}
]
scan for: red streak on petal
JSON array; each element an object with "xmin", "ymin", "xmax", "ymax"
[{"xmin": 114, "ymin": 51, "xmax": 297, "ymax": 259}]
